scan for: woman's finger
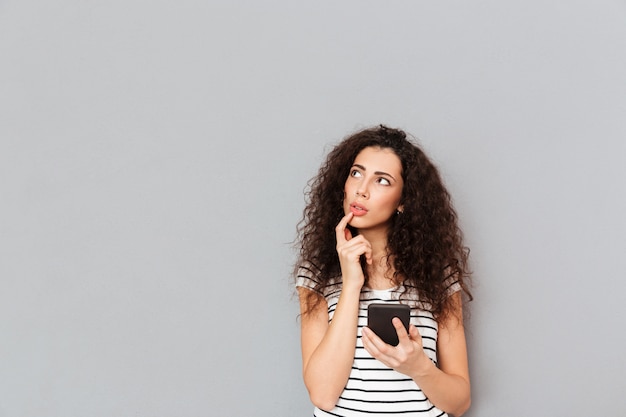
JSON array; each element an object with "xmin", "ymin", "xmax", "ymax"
[
  {"xmin": 362, "ymin": 327, "xmax": 395, "ymax": 365},
  {"xmin": 393, "ymin": 317, "xmax": 411, "ymax": 345},
  {"xmin": 335, "ymin": 212, "xmax": 354, "ymax": 246},
  {"xmin": 339, "ymin": 236, "xmax": 372, "ymax": 262},
  {"xmin": 408, "ymin": 324, "xmax": 421, "ymax": 341}
]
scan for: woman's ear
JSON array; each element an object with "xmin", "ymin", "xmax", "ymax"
[{"xmin": 397, "ymin": 205, "xmax": 404, "ymax": 214}]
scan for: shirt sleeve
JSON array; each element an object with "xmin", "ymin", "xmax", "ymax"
[
  {"xmin": 295, "ymin": 264, "xmax": 322, "ymax": 294},
  {"xmin": 443, "ymin": 268, "xmax": 462, "ymax": 297}
]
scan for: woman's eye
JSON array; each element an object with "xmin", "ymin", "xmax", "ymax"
[
  {"xmin": 351, "ymin": 170, "xmax": 362, "ymax": 178},
  {"xmin": 377, "ymin": 177, "xmax": 391, "ymax": 186}
]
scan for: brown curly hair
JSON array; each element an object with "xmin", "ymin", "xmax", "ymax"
[{"xmin": 295, "ymin": 125, "xmax": 471, "ymax": 322}]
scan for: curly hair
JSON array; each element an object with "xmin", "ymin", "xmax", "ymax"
[{"xmin": 295, "ymin": 125, "xmax": 471, "ymax": 322}]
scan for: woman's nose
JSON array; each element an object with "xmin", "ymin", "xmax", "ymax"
[{"xmin": 355, "ymin": 187, "xmax": 369, "ymax": 199}]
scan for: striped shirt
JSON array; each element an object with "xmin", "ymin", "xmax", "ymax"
[{"xmin": 297, "ymin": 269, "xmax": 459, "ymax": 417}]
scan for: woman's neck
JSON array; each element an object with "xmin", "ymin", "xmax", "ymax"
[{"xmin": 358, "ymin": 227, "xmax": 397, "ymax": 290}]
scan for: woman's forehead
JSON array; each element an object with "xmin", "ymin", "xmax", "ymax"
[{"xmin": 352, "ymin": 147, "xmax": 402, "ymax": 174}]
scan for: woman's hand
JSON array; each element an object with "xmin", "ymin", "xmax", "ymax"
[
  {"xmin": 361, "ymin": 318, "xmax": 432, "ymax": 378},
  {"xmin": 335, "ymin": 212, "xmax": 371, "ymax": 291},
  {"xmin": 362, "ymin": 299, "xmax": 471, "ymax": 416}
]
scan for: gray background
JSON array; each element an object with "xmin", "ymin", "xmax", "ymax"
[{"xmin": 1, "ymin": 1, "xmax": 625, "ymax": 416}]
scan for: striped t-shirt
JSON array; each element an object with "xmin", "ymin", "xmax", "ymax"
[{"xmin": 297, "ymin": 270, "xmax": 459, "ymax": 417}]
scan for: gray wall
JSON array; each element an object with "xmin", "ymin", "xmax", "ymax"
[{"xmin": 1, "ymin": 1, "xmax": 625, "ymax": 416}]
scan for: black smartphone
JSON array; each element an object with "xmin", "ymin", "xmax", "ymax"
[{"xmin": 367, "ymin": 303, "xmax": 411, "ymax": 346}]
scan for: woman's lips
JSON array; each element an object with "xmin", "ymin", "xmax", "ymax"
[{"xmin": 350, "ymin": 203, "xmax": 368, "ymax": 216}]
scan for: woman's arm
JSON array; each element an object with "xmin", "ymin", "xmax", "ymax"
[
  {"xmin": 413, "ymin": 291, "xmax": 471, "ymax": 416},
  {"xmin": 361, "ymin": 291, "xmax": 471, "ymax": 416},
  {"xmin": 298, "ymin": 285, "xmax": 361, "ymax": 410},
  {"xmin": 299, "ymin": 212, "xmax": 372, "ymax": 410}
]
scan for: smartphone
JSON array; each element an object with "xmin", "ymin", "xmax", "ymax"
[{"xmin": 367, "ymin": 303, "xmax": 410, "ymax": 346}]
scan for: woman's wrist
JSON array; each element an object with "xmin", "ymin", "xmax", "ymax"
[
  {"xmin": 409, "ymin": 353, "xmax": 437, "ymax": 381},
  {"xmin": 340, "ymin": 274, "xmax": 364, "ymax": 293}
]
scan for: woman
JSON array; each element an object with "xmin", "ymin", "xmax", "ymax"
[{"xmin": 294, "ymin": 125, "xmax": 472, "ymax": 416}]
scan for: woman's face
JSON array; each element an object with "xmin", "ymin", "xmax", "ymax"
[{"xmin": 343, "ymin": 146, "xmax": 404, "ymax": 232}]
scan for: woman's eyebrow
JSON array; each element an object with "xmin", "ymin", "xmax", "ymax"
[{"xmin": 351, "ymin": 164, "xmax": 397, "ymax": 181}]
